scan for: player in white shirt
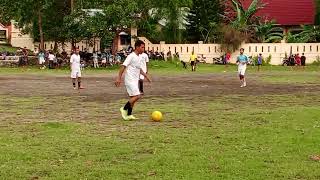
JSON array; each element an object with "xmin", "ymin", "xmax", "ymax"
[
  {"xmin": 48, "ymin": 51, "xmax": 56, "ymax": 69},
  {"xmin": 70, "ymin": 48, "xmax": 84, "ymax": 90},
  {"xmin": 115, "ymin": 40, "xmax": 151, "ymax": 121},
  {"xmin": 139, "ymin": 51, "xmax": 149, "ymax": 94}
]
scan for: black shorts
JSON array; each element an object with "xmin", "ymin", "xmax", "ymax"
[
  {"xmin": 139, "ymin": 79, "xmax": 144, "ymax": 94},
  {"xmin": 191, "ymin": 61, "xmax": 195, "ymax": 66},
  {"xmin": 301, "ymin": 60, "xmax": 306, "ymax": 66}
]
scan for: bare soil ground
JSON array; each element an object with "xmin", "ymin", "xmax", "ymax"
[{"xmin": 0, "ymin": 74, "xmax": 319, "ymax": 102}]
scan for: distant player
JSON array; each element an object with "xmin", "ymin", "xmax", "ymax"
[
  {"xmin": 70, "ymin": 48, "xmax": 84, "ymax": 90},
  {"xmin": 139, "ymin": 51, "xmax": 149, "ymax": 95},
  {"xmin": 189, "ymin": 50, "xmax": 197, "ymax": 71},
  {"xmin": 115, "ymin": 40, "xmax": 151, "ymax": 121},
  {"xmin": 301, "ymin": 53, "xmax": 306, "ymax": 69},
  {"xmin": 236, "ymin": 48, "xmax": 249, "ymax": 87},
  {"xmin": 257, "ymin": 53, "xmax": 263, "ymax": 71}
]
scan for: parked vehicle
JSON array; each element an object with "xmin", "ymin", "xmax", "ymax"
[{"xmin": 212, "ymin": 56, "xmax": 224, "ymax": 65}]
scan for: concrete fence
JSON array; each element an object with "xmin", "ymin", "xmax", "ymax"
[{"xmin": 139, "ymin": 37, "xmax": 320, "ymax": 65}]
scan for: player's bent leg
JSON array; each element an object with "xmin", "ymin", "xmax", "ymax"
[{"xmin": 77, "ymin": 77, "xmax": 85, "ymax": 89}]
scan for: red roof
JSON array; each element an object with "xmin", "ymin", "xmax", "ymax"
[{"xmin": 241, "ymin": 0, "xmax": 316, "ymax": 25}]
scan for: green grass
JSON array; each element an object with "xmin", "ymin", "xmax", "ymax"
[
  {"xmin": 0, "ymin": 61, "xmax": 319, "ymax": 76},
  {"xmin": 0, "ymin": 95, "xmax": 320, "ymax": 179},
  {"xmin": 0, "ymin": 64, "xmax": 320, "ymax": 179}
]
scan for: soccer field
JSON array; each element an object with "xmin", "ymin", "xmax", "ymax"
[{"xmin": 0, "ymin": 64, "xmax": 320, "ymax": 179}]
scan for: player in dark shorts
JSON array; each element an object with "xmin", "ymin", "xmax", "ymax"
[
  {"xmin": 301, "ymin": 53, "xmax": 306, "ymax": 69},
  {"xmin": 189, "ymin": 51, "xmax": 196, "ymax": 71},
  {"xmin": 257, "ymin": 53, "xmax": 262, "ymax": 71}
]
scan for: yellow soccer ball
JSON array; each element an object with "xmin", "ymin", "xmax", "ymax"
[{"xmin": 151, "ymin": 111, "xmax": 163, "ymax": 122}]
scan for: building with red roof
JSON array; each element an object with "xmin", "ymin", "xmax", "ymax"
[{"xmin": 241, "ymin": 0, "xmax": 316, "ymax": 30}]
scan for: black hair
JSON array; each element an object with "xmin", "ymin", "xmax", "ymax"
[{"xmin": 135, "ymin": 40, "xmax": 145, "ymax": 48}]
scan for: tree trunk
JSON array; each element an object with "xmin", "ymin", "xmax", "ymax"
[
  {"xmin": 38, "ymin": 9, "xmax": 44, "ymax": 50},
  {"xmin": 93, "ymin": 37, "xmax": 96, "ymax": 52},
  {"xmin": 71, "ymin": 0, "xmax": 74, "ymax": 12}
]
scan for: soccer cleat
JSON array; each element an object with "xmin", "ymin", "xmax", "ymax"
[
  {"xmin": 120, "ymin": 107, "xmax": 128, "ymax": 120},
  {"xmin": 79, "ymin": 86, "xmax": 85, "ymax": 89},
  {"xmin": 243, "ymin": 82, "xmax": 247, "ymax": 87},
  {"xmin": 126, "ymin": 115, "xmax": 138, "ymax": 120},
  {"xmin": 73, "ymin": 87, "xmax": 76, "ymax": 90}
]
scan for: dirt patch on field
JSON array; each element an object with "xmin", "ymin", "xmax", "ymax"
[{"xmin": 0, "ymin": 73, "xmax": 318, "ymax": 103}]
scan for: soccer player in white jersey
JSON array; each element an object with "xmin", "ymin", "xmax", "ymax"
[
  {"xmin": 70, "ymin": 48, "xmax": 84, "ymax": 90},
  {"xmin": 115, "ymin": 40, "xmax": 151, "ymax": 120},
  {"xmin": 139, "ymin": 51, "xmax": 149, "ymax": 94},
  {"xmin": 236, "ymin": 48, "xmax": 249, "ymax": 88}
]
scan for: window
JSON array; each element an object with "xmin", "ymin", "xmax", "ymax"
[
  {"xmin": 215, "ymin": 46, "xmax": 217, "ymax": 53},
  {"xmin": 192, "ymin": 47, "xmax": 194, "ymax": 52},
  {"xmin": 0, "ymin": 30, "xmax": 6, "ymax": 41},
  {"xmin": 255, "ymin": 46, "xmax": 257, "ymax": 52},
  {"xmin": 297, "ymin": 46, "xmax": 299, "ymax": 52},
  {"xmin": 303, "ymin": 46, "xmax": 306, "ymax": 52},
  {"xmin": 274, "ymin": 46, "xmax": 277, "ymax": 52},
  {"xmin": 120, "ymin": 35, "xmax": 130, "ymax": 45},
  {"xmin": 310, "ymin": 46, "xmax": 312, "ymax": 52},
  {"xmin": 181, "ymin": 47, "xmax": 183, "ymax": 53},
  {"xmin": 175, "ymin": 47, "xmax": 177, "ymax": 53},
  {"xmin": 268, "ymin": 46, "xmax": 270, "ymax": 52},
  {"xmin": 262, "ymin": 46, "xmax": 264, "ymax": 52},
  {"xmin": 249, "ymin": 46, "xmax": 251, "ymax": 52},
  {"xmin": 187, "ymin": 47, "xmax": 189, "ymax": 53},
  {"xmin": 209, "ymin": 47, "xmax": 211, "ymax": 53}
]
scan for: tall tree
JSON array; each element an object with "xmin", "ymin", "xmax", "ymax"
[
  {"xmin": 186, "ymin": 0, "xmax": 224, "ymax": 43},
  {"xmin": 155, "ymin": 0, "xmax": 192, "ymax": 43},
  {"xmin": 0, "ymin": 0, "xmax": 56, "ymax": 49}
]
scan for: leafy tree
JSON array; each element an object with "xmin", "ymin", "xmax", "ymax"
[
  {"xmin": 154, "ymin": 0, "xmax": 192, "ymax": 43},
  {"xmin": 229, "ymin": 0, "xmax": 265, "ymax": 31},
  {"xmin": 315, "ymin": 0, "xmax": 320, "ymax": 25},
  {"xmin": 254, "ymin": 21, "xmax": 283, "ymax": 42},
  {"xmin": 186, "ymin": 0, "xmax": 224, "ymax": 43},
  {"xmin": 287, "ymin": 25, "xmax": 320, "ymax": 43}
]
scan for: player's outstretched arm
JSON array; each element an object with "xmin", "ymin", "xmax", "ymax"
[
  {"xmin": 140, "ymin": 69, "xmax": 151, "ymax": 83},
  {"xmin": 115, "ymin": 65, "xmax": 126, "ymax": 87}
]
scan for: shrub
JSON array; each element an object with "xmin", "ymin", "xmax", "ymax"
[
  {"xmin": 252, "ymin": 54, "xmax": 271, "ymax": 65},
  {"xmin": 311, "ymin": 56, "xmax": 320, "ymax": 65}
]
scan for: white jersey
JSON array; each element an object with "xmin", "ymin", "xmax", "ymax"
[
  {"xmin": 48, "ymin": 54, "xmax": 55, "ymax": 61},
  {"xmin": 139, "ymin": 53, "xmax": 149, "ymax": 79},
  {"xmin": 70, "ymin": 54, "xmax": 81, "ymax": 71},
  {"xmin": 123, "ymin": 52, "xmax": 142, "ymax": 85}
]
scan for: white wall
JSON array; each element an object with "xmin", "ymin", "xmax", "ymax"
[
  {"xmin": 140, "ymin": 37, "xmax": 320, "ymax": 65},
  {"xmin": 35, "ymin": 40, "xmax": 101, "ymax": 53}
]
